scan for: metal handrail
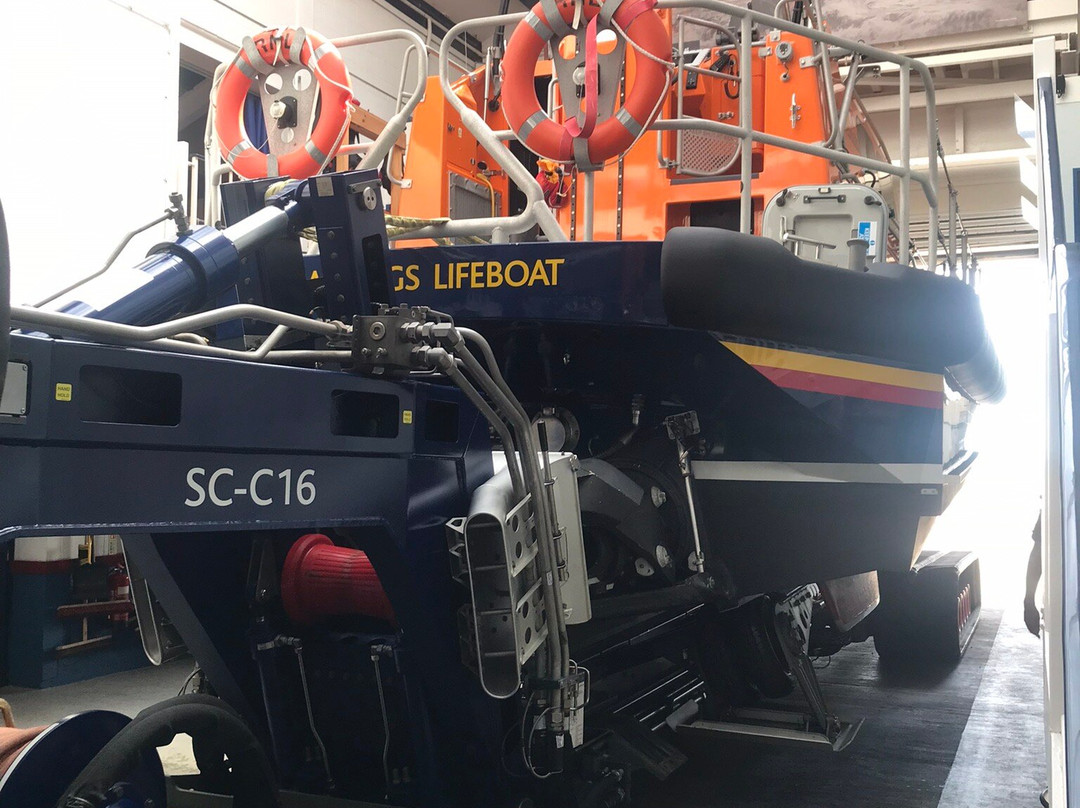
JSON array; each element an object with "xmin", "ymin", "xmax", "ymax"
[
  {"xmin": 330, "ymin": 30, "xmax": 429, "ymax": 175},
  {"xmin": 408, "ymin": 11, "xmax": 566, "ymax": 244},
  {"xmin": 657, "ymin": 0, "xmax": 941, "ymax": 267},
  {"xmin": 673, "ymin": 15, "xmax": 742, "ymax": 176}
]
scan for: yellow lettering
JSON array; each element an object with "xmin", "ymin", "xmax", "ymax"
[
  {"xmin": 546, "ymin": 258, "xmax": 563, "ymax": 285},
  {"xmin": 486, "ymin": 261, "xmax": 504, "ymax": 288},
  {"xmin": 528, "ymin": 259, "xmax": 550, "ymax": 287},
  {"xmin": 470, "ymin": 261, "xmax": 484, "ymax": 288},
  {"xmin": 434, "ymin": 263, "xmax": 449, "ymax": 290},
  {"xmin": 455, "ymin": 262, "xmax": 469, "ymax": 289},
  {"xmin": 404, "ymin": 264, "xmax": 420, "ymax": 292},
  {"xmin": 391, "ymin": 264, "xmax": 405, "ymax": 293},
  {"xmin": 505, "ymin": 259, "xmax": 529, "ymax": 288}
]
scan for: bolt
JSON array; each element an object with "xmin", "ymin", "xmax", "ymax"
[
  {"xmin": 243, "ymin": 277, "xmax": 251, "ymax": 285},
  {"xmin": 330, "ymin": 252, "xmax": 338, "ymax": 260},
  {"xmin": 327, "ymin": 230, "xmax": 336, "ymax": 240},
  {"xmin": 369, "ymin": 321, "xmax": 386, "ymax": 340},
  {"xmin": 363, "ymin": 186, "xmax": 379, "ymax": 210},
  {"xmin": 336, "ymin": 294, "xmax": 345, "ymax": 303},
  {"xmin": 334, "ymin": 273, "xmax": 341, "ymax": 281}
]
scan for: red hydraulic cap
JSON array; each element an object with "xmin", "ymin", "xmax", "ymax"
[{"xmin": 281, "ymin": 533, "xmax": 396, "ymax": 626}]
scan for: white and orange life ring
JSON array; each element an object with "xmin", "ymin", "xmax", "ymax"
[
  {"xmin": 214, "ymin": 27, "xmax": 354, "ymax": 180},
  {"xmin": 501, "ymin": 0, "xmax": 670, "ymax": 166}
]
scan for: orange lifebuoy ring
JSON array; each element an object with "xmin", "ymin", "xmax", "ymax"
[
  {"xmin": 502, "ymin": 0, "xmax": 670, "ymax": 166},
  {"xmin": 215, "ymin": 27, "xmax": 354, "ymax": 180}
]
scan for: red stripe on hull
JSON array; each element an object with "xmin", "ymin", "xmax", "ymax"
[{"xmin": 753, "ymin": 366, "xmax": 944, "ymax": 409}]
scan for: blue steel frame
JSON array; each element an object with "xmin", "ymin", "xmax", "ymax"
[{"xmin": 0, "ymin": 330, "xmax": 499, "ymax": 805}]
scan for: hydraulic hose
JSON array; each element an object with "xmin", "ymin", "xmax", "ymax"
[
  {"xmin": 58, "ymin": 694, "xmax": 279, "ymax": 808},
  {"xmin": 448, "ymin": 339, "xmax": 570, "ymax": 725},
  {"xmin": 454, "ymin": 327, "xmax": 571, "ymax": 685},
  {"xmin": 0, "ymin": 200, "xmax": 9, "ymax": 404}
]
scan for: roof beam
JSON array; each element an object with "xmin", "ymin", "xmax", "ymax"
[{"xmin": 859, "ymin": 79, "xmax": 1033, "ymax": 112}]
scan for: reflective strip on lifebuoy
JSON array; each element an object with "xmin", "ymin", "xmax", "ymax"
[
  {"xmin": 214, "ymin": 27, "xmax": 354, "ymax": 180},
  {"xmin": 501, "ymin": 0, "xmax": 670, "ymax": 165}
]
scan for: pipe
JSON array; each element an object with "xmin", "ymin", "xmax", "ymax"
[
  {"xmin": 39, "ymin": 201, "xmax": 304, "ymax": 327},
  {"xmin": 827, "ymin": 52, "xmax": 862, "ymax": 150},
  {"xmin": 11, "ymin": 302, "xmax": 342, "ymax": 344},
  {"xmin": 441, "ymin": 331, "xmax": 569, "ymax": 721},
  {"xmin": 445, "ymin": 361, "xmax": 525, "ymax": 498},
  {"xmin": 649, "ymin": 118, "xmax": 937, "ymax": 208},
  {"xmin": 34, "ymin": 209, "xmax": 174, "ymax": 307}
]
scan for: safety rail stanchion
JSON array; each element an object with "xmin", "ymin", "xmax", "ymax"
[
  {"xmin": 583, "ymin": 172, "xmax": 596, "ymax": 241},
  {"xmin": 927, "ymin": 91, "xmax": 941, "ymax": 271},
  {"xmin": 948, "ymin": 191, "xmax": 958, "ymax": 274},
  {"xmin": 899, "ymin": 66, "xmax": 911, "ymax": 266},
  {"xmin": 739, "ymin": 14, "xmax": 753, "ymax": 234},
  {"xmin": 676, "ymin": 19, "xmax": 686, "ymax": 170}
]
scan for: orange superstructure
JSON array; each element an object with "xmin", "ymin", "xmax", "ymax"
[
  {"xmin": 395, "ymin": 11, "xmax": 867, "ymax": 242},
  {"xmin": 393, "ymin": 71, "xmax": 512, "ymax": 224}
]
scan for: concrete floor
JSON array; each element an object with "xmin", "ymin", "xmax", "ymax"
[
  {"xmin": 0, "ymin": 603, "xmax": 1046, "ymax": 806},
  {"xmin": 938, "ymin": 604, "xmax": 1046, "ymax": 807},
  {"xmin": 0, "ymin": 657, "xmax": 192, "ymax": 729},
  {"xmin": 0, "ymin": 657, "xmax": 198, "ymax": 774}
]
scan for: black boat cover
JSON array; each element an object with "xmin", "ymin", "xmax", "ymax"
[{"xmin": 661, "ymin": 227, "xmax": 1004, "ymax": 403}]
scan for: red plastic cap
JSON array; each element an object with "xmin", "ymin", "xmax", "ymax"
[{"xmin": 281, "ymin": 533, "xmax": 396, "ymax": 626}]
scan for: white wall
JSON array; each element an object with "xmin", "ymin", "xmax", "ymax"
[
  {"xmin": 3, "ymin": 0, "xmax": 446, "ymax": 304},
  {"xmin": 3, "ymin": 0, "xmax": 180, "ymax": 304},
  {"xmin": 13, "ymin": 535, "xmax": 120, "ymax": 563},
  {"xmin": 179, "ymin": 0, "xmax": 452, "ymax": 122}
]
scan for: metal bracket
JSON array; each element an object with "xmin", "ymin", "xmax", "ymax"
[
  {"xmin": 773, "ymin": 586, "xmax": 861, "ymax": 750},
  {"xmin": 0, "ymin": 362, "xmax": 28, "ymax": 417},
  {"xmin": 664, "ymin": 411, "xmax": 705, "ymax": 573},
  {"xmin": 680, "ymin": 586, "xmax": 863, "ymax": 752}
]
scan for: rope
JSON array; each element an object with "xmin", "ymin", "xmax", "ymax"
[{"xmin": 610, "ymin": 17, "xmax": 675, "ymax": 69}]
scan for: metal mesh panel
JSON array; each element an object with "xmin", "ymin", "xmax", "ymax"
[
  {"xmin": 448, "ymin": 174, "xmax": 501, "ymax": 221},
  {"xmin": 679, "ymin": 130, "xmax": 741, "ymax": 176}
]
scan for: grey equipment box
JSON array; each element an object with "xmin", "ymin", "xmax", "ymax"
[{"xmin": 761, "ymin": 184, "xmax": 889, "ymax": 269}]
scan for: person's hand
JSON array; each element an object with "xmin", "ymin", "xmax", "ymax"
[{"xmin": 1025, "ymin": 597, "xmax": 1041, "ymax": 637}]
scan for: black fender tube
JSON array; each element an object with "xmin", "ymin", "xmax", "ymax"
[
  {"xmin": 660, "ymin": 227, "xmax": 1005, "ymax": 402},
  {"xmin": 57, "ymin": 694, "xmax": 279, "ymax": 808},
  {"xmin": 0, "ymin": 199, "xmax": 10, "ymax": 402}
]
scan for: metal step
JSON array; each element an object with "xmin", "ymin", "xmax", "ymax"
[{"xmin": 679, "ymin": 706, "xmax": 863, "ymax": 751}]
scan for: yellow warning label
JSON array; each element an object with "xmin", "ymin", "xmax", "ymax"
[
  {"xmin": 55, "ymin": 383, "xmax": 72, "ymax": 402},
  {"xmin": 402, "ymin": 409, "xmax": 413, "ymax": 425},
  {"xmin": 310, "ymin": 270, "xmax": 320, "ymax": 280}
]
